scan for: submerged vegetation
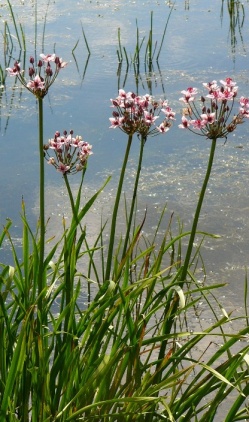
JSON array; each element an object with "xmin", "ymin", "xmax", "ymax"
[{"xmin": 1, "ymin": 1, "xmax": 249, "ymax": 421}]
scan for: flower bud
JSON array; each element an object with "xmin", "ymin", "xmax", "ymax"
[
  {"xmin": 30, "ymin": 56, "xmax": 35, "ymax": 64},
  {"xmin": 29, "ymin": 67, "xmax": 35, "ymax": 77},
  {"xmin": 46, "ymin": 65, "xmax": 53, "ymax": 76},
  {"xmin": 37, "ymin": 60, "xmax": 43, "ymax": 67},
  {"xmin": 76, "ymin": 163, "xmax": 83, "ymax": 172}
]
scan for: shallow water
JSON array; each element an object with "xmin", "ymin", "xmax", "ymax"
[{"xmin": 1, "ymin": 0, "xmax": 249, "ymax": 316}]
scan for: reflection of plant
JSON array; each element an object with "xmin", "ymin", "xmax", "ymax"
[
  {"xmin": 221, "ymin": 0, "xmax": 246, "ymax": 56},
  {"xmin": 117, "ymin": 4, "xmax": 175, "ymax": 68}
]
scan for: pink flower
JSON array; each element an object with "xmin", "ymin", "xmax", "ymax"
[
  {"xmin": 200, "ymin": 112, "xmax": 216, "ymax": 124},
  {"xmin": 220, "ymin": 77, "xmax": 237, "ymax": 88},
  {"xmin": 57, "ymin": 162, "xmax": 70, "ymax": 174},
  {"xmin": 55, "ymin": 57, "xmax": 68, "ymax": 69},
  {"xmin": 143, "ymin": 110, "xmax": 159, "ymax": 125},
  {"xmin": 109, "ymin": 89, "xmax": 174, "ymax": 137},
  {"xmin": 239, "ymin": 108, "xmax": 249, "ymax": 118},
  {"xmin": 71, "ymin": 135, "xmax": 84, "ymax": 148},
  {"xmin": 118, "ymin": 89, "xmax": 127, "ymax": 99},
  {"xmin": 6, "ymin": 62, "xmax": 22, "ymax": 76},
  {"xmin": 162, "ymin": 106, "xmax": 176, "ymax": 120},
  {"xmin": 206, "ymin": 90, "xmax": 223, "ymax": 100},
  {"xmin": 182, "ymin": 87, "xmax": 198, "ymax": 95},
  {"xmin": 190, "ymin": 119, "xmax": 206, "ymax": 130},
  {"xmin": 27, "ymin": 75, "xmax": 45, "ymax": 92},
  {"xmin": 203, "ymin": 80, "xmax": 218, "ymax": 91},
  {"xmin": 44, "ymin": 129, "xmax": 92, "ymax": 175},
  {"xmin": 180, "ymin": 87, "xmax": 198, "ymax": 103},
  {"xmin": 179, "ymin": 79, "xmax": 249, "ymax": 140},
  {"xmin": 40, "ymin": 53, "xmax": 56, "ymax": 63},
  {"xmin": 156, "ymin": 121, "xmax": 171, "ymax": 133},
  {"xmin": 239, "ymin": 97, "xmax": 249, "ymax": 108},
  {"xmin": 109, "ymin": 117, "xmax": 124, "ymax": 128},
  {"xmin": 7, "ymin": 54, "xmax": 67, "ymax": 99},
  {"xmin": 178, "ymin": 116, "xmax": 190, "ymax": 129}
]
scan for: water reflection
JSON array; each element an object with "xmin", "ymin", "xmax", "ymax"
[
  {"xmin": 1, "ymin": 0, "xmax": 249, "ymax": 310},
  {"xmin": 221, "ymin": 0, "xmax": 247, "ymax": 57}
]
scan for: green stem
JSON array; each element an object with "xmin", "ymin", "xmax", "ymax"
[
  {"xmin": 105, "ymin": 134, "xmax": 133, "ymax": 281},
  {"xmin": 180, "ymin": 138, "xmax": 217, "ymax": 283},
  {"xmin": 64, "ymin": 173, "xmax": 79, "ymax": 225},
  {"xmin": 38, "ymin": 98, "xmax": 45, "ymax": 299},
  {"xmin": 64, "ymin": 169, "xmax": 86, "ymax": 232},
  {"xmin": 37, "ymin": 97, "xmax": 47, "ymax": 419},
  {"xmin": 121, "ymin": 135, "xmax": 146, "ymax": 260}
]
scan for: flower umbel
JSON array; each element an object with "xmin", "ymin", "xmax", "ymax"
[
  {"xmin": 44, "ymin": 130, "xmax": 92, "ymax": 174},
  {"xmin": 109, "ymin": 89, "xmax": 175, "ymax": 138},
  {"xmin": 179, "ymin": 78, "xmax": 249, "ymax": 140},
  {"xmin": 6, "ymin": 54, "xmax": 67, "ymax": 99}
]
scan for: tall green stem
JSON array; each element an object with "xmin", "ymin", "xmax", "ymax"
[
  {"xmin": 64, "ymin": 174, "xmax": 79, "ymax": 225},
  {"xmin": 105, "ymin": 134, "xmax": 133, "ymax": 281},
  {"xmin": 121, "ymin": 135, "xmax": 146, "ymax": 260},
  {"xmin": 36, "ymin": 98, "xmax": 47, "ymax": 419},
  {"xmin": 38, "ymin": 98, "xmax": 45, "ymax": 299},
  {"xmin": 180, "ymin": 138, "xmax": 217, "ymax": 283}
]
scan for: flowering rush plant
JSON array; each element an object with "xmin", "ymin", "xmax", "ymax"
[
  {"xmin": 109, "ymin": 89, "xmax": 175, "ymax": 138},
  {"xmin": 179, "ymin": 78, "xmax": 249, "ymax": 140},
  {"xmin": 6, "ymin": 53, "xmax": 67, "ymax": 98},
  {"xmin": 44, "ymin": 130, "xmax": 92, "ymax": 174}
]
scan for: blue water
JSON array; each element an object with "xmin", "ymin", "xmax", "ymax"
[{"xmin": 1, "ymin": 0, "xmax": 249, "ymax": 306}]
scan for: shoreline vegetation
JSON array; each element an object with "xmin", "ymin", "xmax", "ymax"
[{"xmin": 1, "ymin": 1, "xmax": 249, "ymax": 420}]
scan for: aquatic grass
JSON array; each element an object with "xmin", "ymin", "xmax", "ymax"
[
  {"xmin": 117, "ymin": 4, "xmax": 174, "ymax": 69},
  {"xmin": 71, "ymin": 25, "xmax": 91, "ymax": 85},
  {"xmin": 156, "ymin": 2, "xmax": 175, "ymax": 61},
  {"xmin": 81, "ymin": 21, "xmax": 91, "ymax": 55},
  {"xmin": 42, "ymin": 0, "xmax": 51, "ymax": 52},
  {"xmin": 6, "ymin": 0, "xmax": 23, "ymax": 50}
]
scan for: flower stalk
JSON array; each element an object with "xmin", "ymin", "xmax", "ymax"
[
  {"xmin": 180, "ymin": 137, "xmax": 216, "ymax": 283},
  {"xmin": 105, "ymin": 134, "xmax": 133, "ymax": 282},
  {"xmin": 38, "ymin": 98, "xmax": 45, "ymax": 300},
  {"xmin": 178, "ymin": 77, "xmax": 249, "ymax": 283},
  {"xmin": 107, "ymin": 89, "xmax": 175, "ymax": 281},
  {"xmin": 121, "ymin": 134, "xmax": 146, "ymax": 260},
  {"xmin": 6, "ymin": 55, "xmax": 68, "ymax": 312}
]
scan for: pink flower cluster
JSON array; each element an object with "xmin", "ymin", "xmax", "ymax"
[
  {"xmin": 179, "ymin": 78, "xmax": 249, "ymax": 140},
  {"xmin": 6, "ymin": 54, "xmax": 67, "ymax": 99},
  {"xmin": 109, "ymin": 89, "xmax": 175, "ymax": 138},
  {"xmin": 44, "ymin": 130, "xmax": 92, "ymax": 174}
]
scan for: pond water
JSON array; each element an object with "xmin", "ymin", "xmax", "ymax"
[{"xmin": 1, "ymin": 0, "xmax": 249, "ymax": 317}]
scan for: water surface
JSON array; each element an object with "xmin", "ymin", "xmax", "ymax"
[{"xmin": 1, "ymin": 0, "xmax": 249, "ymax": 315}]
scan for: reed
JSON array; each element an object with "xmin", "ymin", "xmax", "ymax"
[{"xmin": 117, "ymin": 3, "xmax": 175, "ymax": 69}]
